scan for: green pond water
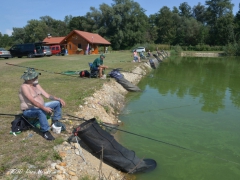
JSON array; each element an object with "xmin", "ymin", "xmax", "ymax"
[{"xmin": 117, "ymin": 57, "xmax": 240, "ymax": 180}]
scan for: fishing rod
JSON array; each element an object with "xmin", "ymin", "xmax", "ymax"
[
  {"xmin": 0, "ymin": 113, "xmax": 21, "ymax": 117},
  {"xmin": 116, "ymin": 60, "xmax": 148, "ymax": 63},
  {"xmin": 0, "ymin": 113, "xmax": 35, "ymax": 128},
  {"xmin": 6, "ymin": 63, "xmax": 80, "ymax": 77},
  {"xmin": 66, "ymin": 114, "xmax": 240, "ymax": 165}
]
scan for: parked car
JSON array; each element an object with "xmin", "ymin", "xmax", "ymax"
[
  {"xmin": 51, "ymin": 45, "xmax": 65, "ymax": 56},
  {"xmin": 0, "ymin": 48, "xmax": 12, "ymax": 59},
  {"xmin": 133, "ymin": 47, "xmax": 146, "ymax": 53},
  {"xmin": 43, "ymin": 46, "xmax": 52, "ymax": 56},
  {"xmin": 9, "ymin": 43, "xmax": 44, "ymax": 58}
]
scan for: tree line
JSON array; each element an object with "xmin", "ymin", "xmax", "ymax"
[{"xmin": 1, "ymin": 0, "xmax": 240, "ymax": 55}]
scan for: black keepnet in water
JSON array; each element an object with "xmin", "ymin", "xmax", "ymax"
[
  {"xmin": 109, "ymin": 69, "xmax": 141, "ymax": 92},
  {"xmin": 117, "ymin": 77, "xmax": 142, "ymax": 92},
  {"xmin": 76, "ymin": 118, "xmax": 157, "ymax": 174}
]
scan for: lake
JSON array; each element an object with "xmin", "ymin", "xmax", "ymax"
[{"xmin": 117, "ymin": 56, "xmax": 240, "ymax": 180}]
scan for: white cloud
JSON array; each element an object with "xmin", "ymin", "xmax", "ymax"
[{"xmin": 5, "ymin": 29, "xmax": 13, "ymax": 36}]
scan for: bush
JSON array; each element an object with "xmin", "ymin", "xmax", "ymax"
[
  {"xmin": 98, "ymin": 46, "xmax": 112, "ymax": 53},
  {"xmin": 223, "ymin": 43, "xmax": 238, "ymax": 56},
  {"xmin": 237, "ymin": 41, "xmax": 240, "ymax": 56},
  {"xmin": 171, "ymin": 45, "xmax": 183, "ymax": 55}
]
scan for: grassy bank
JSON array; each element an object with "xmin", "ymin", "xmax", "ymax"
[{"xmin": 0, "ymin": 52, "xmax": 141, "ymax": 178}]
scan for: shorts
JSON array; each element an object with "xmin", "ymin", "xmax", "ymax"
[{"xmin": 92, "ymin": 67, "xmax": 99, "ymax": 71}]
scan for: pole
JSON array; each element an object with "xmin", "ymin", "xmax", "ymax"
[{"xmin": 6, "ymin": 63, "xmax": 79, "ymax": 77}]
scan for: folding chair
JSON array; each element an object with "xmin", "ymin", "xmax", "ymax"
[
  {"xmin": 88, "ymin": 62, "xmax": 105, "ymax": 78},
  {"xmin": 88, "ymin": 62, "xmax": 99, "ymax": 78}
]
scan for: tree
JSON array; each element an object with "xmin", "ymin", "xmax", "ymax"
[
  {"xmin": 192, "ymin": 3, "xmax": 206, "ymax": 24},
  {"xmin": 234, "ymin": 3, "xmax": 240, "ymax": 42},
  {"xmin": 84, "ymin": 6, "xmax": 104, "ymax": 33},
  {"xmin": 215, "ymin": 14, "xmax": 235, "ymax": 45},
  {"xmin": 109, "ymin": 0, "xmax": 148, "ymax": 49},
  {"xmin": 83, "ymin": 0, "xmax": 148, "ymax": 49},
  {"xmin": 52, "ymin": 20, "xmax": 69, "ymax": 36},
  {"xmin": 0, "ymin": 33, "xmax": 13, "ymax": 48},
  {"xmin": 155, "ymin": 6, "xmax": 176, "ymax": 44},
  {"xmin": 145, "ymin": 14, "xmax": 158, "ymax": 43},
  {"xmin": 40, "ymin": 16, "xmax": 69, "ymax": 36},
  {"xmin": 24, "ymin": 20, "xmax": 48, "ymax": 43},
  {"xmin": 179, "ymin": 2, "xmax": 192, "ymax": 18},
  {"xmin": 205, "ymin": 0, "xmax": 234, "ymax": 45},
  {"xmin": 64, "ymin": 15, "xmax": 73, "ymax": 26},
  {"xmin": 178, "ymin": 17, "xmax": 203, "ymax": 46},
  {"xmin": 12, "ymin": 28, "xmax": 26, "ymax": 44},
  {"xmin": 205, "ymin": 0, "xmax": 233, "ymax": 25},
  {"xmin": 68, "ymin": 16, "xmax": 88, "ymax": 31},
  {"xmin": 172, "ymin": 6, "xmax": 179, "ymax": 14}
]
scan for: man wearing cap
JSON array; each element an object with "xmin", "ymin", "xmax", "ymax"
[
  {"xmin": 91, "ymin": 54, "xmax": 108, "ymax": 79},
  {"xmin": 19, "ymin": 68, "xmax": 66, "ymax": 140}
]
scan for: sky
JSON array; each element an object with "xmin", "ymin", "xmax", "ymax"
[{"xmin": 1, "ymin": 0, "xmax": 239, "ymax": 36}]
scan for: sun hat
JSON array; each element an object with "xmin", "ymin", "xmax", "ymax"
[
  {"xmin": 100, "ymin": 53, "xmax": 105, "ymax": 58},
  {"xmin": 21, "ymin": 68, "xmax": 39, "ymax": 80}
]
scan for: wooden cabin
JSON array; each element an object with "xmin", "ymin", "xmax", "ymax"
[{"xmin": 43, "ymin": 30, "xmax": 111, "ymax": 55}]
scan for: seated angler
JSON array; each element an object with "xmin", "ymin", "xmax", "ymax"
[
  {"xmin": 147, "ymin": 50, "xmax": 152, "ymax": 57},
  {"xmin": 19, "ymin": 68, "xmax": 66, "ymax": 140},
  {"xmin": 91, "ymin": 54, "xmax": 108, "ymax": 79},
  {"xmin": 133, "ymin": 50, "xmax": 141, "ymax": 62}
]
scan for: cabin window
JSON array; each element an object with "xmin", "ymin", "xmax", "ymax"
[{"xmin": 78, "ymin": 44, "xmax": 82, "ymax": 49}]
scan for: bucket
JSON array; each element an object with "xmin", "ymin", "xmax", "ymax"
[{"xmin": 52, "ymin": 123, "xmax": 62, "ymax": 134}]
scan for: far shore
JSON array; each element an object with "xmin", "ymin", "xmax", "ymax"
[{"xmin": 180, "ymin": 51, "xmax": 225, "ymax": 57}]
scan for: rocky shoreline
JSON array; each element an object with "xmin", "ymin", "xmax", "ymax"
[
  {"xmin": 41, "ymin": 62, "xmax": 152, "ymax": 180},
  {"xmin": 180, "ymin": 52, "xmax": 224, "ymax": 57}
]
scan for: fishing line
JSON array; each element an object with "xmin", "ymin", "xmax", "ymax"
[
  {"xmin": 6, "ymin": 63, "xmax": 80, "ymax": 77},
  {"xmin": 66, "ymin": 114, "xmax": 240, "ymax": 165},
  {"xmin": 120, "ymin": 103, "xmax": 197, "ymax": 115},
  {"xmin": 1, "ymin": 112, "xmax": 239, "ymax": 165}
]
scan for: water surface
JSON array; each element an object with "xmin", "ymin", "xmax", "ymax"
[{"xmin": 118, "ymin": 57, "xmax": 240, "ymax": 180}]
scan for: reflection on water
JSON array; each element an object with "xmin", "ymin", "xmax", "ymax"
[
  {"xmin": 118, "ymin": 57, "xmax": 240, "ymax": 180},
  {"xmin": 147, "ymin": 57, "xmax": 240, "ymax": 112}
]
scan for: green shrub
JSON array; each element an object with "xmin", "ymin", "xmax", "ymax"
[
  {"xmin": 223, "ymin": 43, "xmax": 238, "ymax": 56},
  {"xmin": 171, "ymin": 45, "xmax": 183, "ymax": 55},
  {"xmin": 52, "ymin": 150, "xmax": 62, "ymax": 161}
]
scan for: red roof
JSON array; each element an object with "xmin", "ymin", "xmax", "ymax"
[
  {"xmin": 61, "ymin": 30, "xmax": 111, "ymax": 45},
  {"xmin": 42, "ymin": 37, "xmax": 65, "ymax": 45}
]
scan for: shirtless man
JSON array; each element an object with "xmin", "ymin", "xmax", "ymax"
[{"xmin": 19, "ymin": 68, "xmax": 66, "ymax": 140}]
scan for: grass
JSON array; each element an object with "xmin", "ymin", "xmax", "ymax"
[{"xmin": 0, "ymin": 52, "xmax": 144, "ymax": 179}]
